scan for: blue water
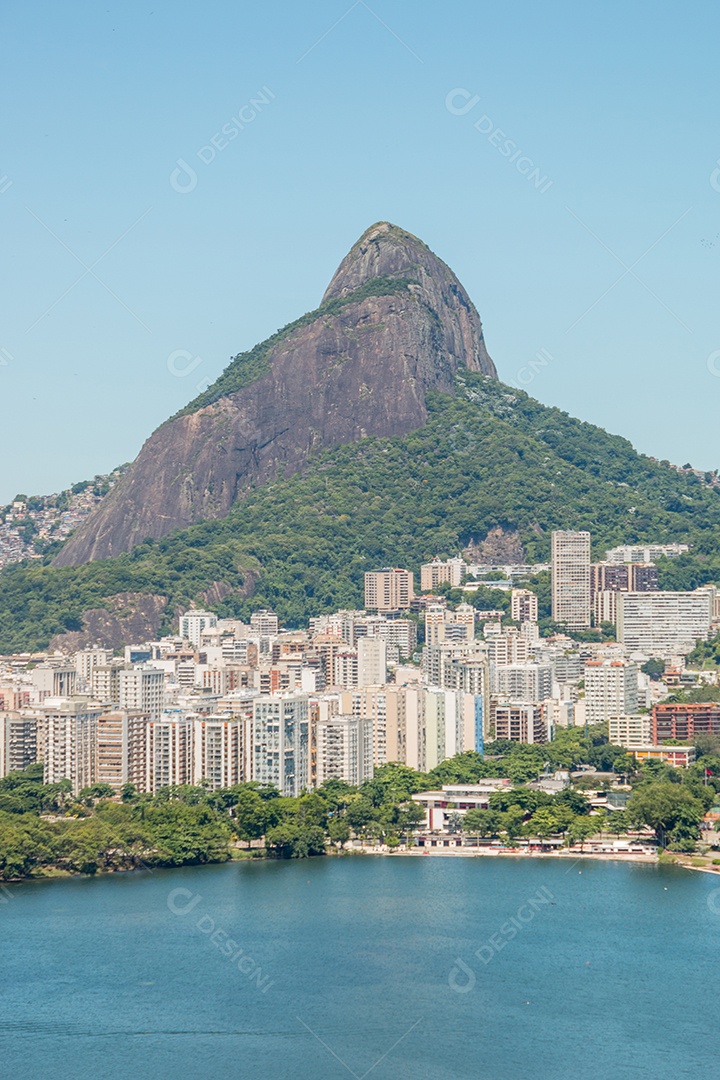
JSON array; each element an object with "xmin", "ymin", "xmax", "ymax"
[{"xmin": 1, "ymin": 855, "xmax": 718, "ymax": 1079}]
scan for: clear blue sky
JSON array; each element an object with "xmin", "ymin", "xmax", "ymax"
[{"xmin": 2, "ymin": 0, "xmax": 719, "ymax": 503}]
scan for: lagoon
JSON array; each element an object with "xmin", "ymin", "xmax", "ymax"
[{"xmin": 1, "ymin": 856, "xmax": 718, "ymax": 1079}]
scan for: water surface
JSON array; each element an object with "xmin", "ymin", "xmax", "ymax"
[{"xmin": 1, "ymin": 856, "xmax": 717, "ymax": 1079}]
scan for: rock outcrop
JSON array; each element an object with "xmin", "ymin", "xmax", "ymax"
[{"xmin": 55, "ymin": 222, "xmax": 496, "ymax": 566}]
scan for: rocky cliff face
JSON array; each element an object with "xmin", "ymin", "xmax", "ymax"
[{"xmin": 55, "ymin": 222, "xmax": 496, "ymax": 566}]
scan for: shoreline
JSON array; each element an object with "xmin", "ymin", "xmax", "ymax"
[
  {"xmin": 370, "ymin": 846, "xmax": 659, "ymax": 863},
  {"xmin": 15, "ymin": 843, "xmax": 720, "ymax": 885}
]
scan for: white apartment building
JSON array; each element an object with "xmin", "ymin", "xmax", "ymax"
[
  {"xmin": 332, "ymin": 650, "xmax": 359, "ymax": 689},
  {"xmin": 41, "ymin": 697, "xmax": 106, "ymax": 793},
  {"xmin": 145, "ymin": 711, "xmax": 194, "ymax": 792},
  {"xmin": 617, "ymin": 590, "xmax": 712, "ymax": 656},
  {"xmin": 74, "ymin": 648, "xmax": 113, "ymax": 688},
  {"xmin": 511, "ymin": 588, "xmax": 538, "ymax": 624},
  {"xmin": 193, "ymin": 715, "xmax": 248, "ymax": 789},
  {"xmin": 179, "ymin": 610, "xmax": 218, "ymax": 647},
  {"xmin": 249, "ymin": 610, "xmax": 280, "ymax": 636},
  {"xmin": 251, "ymin": 695, "xmax": 309, "ymax": 797},
  {"xmin": 118, "ymin": 667, "xmax": 165, "ymax": 721},
  {"xmin": 364, "ymin": 617, "xmax": 417, "ymax": 660},
  {"xmin": 31, "ymin": 664, "xmax": 77, "ymax": 703},
  {"xmin": 491, "ymin": 663, "xmax": 553, "ymax": 704},
  {"xmin": 551, "ymin": 530, "xmax": 591, "ymax": 629},
  {"xmin": 358, "ymin": 636, "xmax": 387, "ymax": 688},
  {"xmin": 0, "ymin": 711, "xmax": 38, "ymax": 777},
  {"xmin": 315, "ymin": 713, "xmax": 374, "ymax": 787},
  {"xmin": 584, "ymin": 661, "xmax": 638, "ymax": 724},
  {"xmin": 608, "ymin": 714, "xmax": 652, "ymax": 748},
  {"xmin": 425, "ymin": 603, "xmax": 475, "ymax": 647},
  {"xmin": 593, "ymin": 589, "xmax": 619, "ymax": 628},
  {"xmin": 486, "ymin": 631, "xmax": 529, "ymax": 666},
  {"xmin": 424, "ymin": 689, "xmax": 479, "ymax": 770},
  {"xmin": 605, "ymin": 543, "xmax": 689, "ymax": 564}
]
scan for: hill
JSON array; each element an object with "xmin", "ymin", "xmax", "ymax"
[
  {"xmin": 55, "ymin": 221, "xmax": 496, "ymax": 566},
  {"xmin": 2, "ymin": 373, "xmax": 720, "ymax": 652}
]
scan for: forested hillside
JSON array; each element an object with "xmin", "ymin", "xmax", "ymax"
[{"xmin": 2, "ymin": 374, "xmax": 720, "ymax": 651}]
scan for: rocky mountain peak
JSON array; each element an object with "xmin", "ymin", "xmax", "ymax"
[{"xmin": 55, "ymin": 223, "xmax": 497, "ymax": 566}]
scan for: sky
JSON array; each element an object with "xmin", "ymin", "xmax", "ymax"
[{"xmin": 2, "ymin": 0, "xmax": 720, "ymax": 503}]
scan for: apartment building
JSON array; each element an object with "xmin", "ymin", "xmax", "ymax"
[
  {"xmin": 492, "ymin": 702, "xmax": 548, "ymax": 744},
  {"xmin": 617, "ymin": 590, "xmax": 712, "ymax": 655},
  {"xmin": 41, "ymin": 697, "xmax": 107, "ymax": 793},
  {"xmin": 491, "ymin": 663, "xmax": 553, "ymax": 704},
  {"xmin": 145, "ymin": 711, "xmax": 194, "ymax": 792},
  {"xmin": 96, "ymin": 711, "xmax": 149, "ymax": 792},
  {"xmin": 118, "ymin": 667, "xmax": 165, "ymax": 721},
  {"xmin": 608, "ymin": 714, "xmax": 652, "ymax": 748},
  {"xmin": 419, "ymin": 557, "xmax": 466, "ymax": 592},
  {"xmin": 0, "ymin": 711, "xmax": 38, "ymax": 777},
  {"xmin": 251, "ymin": 694, "xmax": 309, "ymax": 797},
  {"xmin": 584, "ymin": 661, "xmax": 638, "ymax": 724},
  {"xmin": 551, "ymin": 530, "xmax": 591, "ymax": 629},
  {"xmin": 315, "ymin": 713, "xmax": 374, "ymax": 787},
  {"xmin": 605, "ymin": 544, "xmax": 689, "ymax": 564},
  {"xmin": 179, "ymin": 610, "xmax": 218, "ymax": 647},
  {"xmin": 510, "ymin": 588, "xmax": 538, "ymax": 624},
  {"xmin": 652, "ymin": 703, "xmax": 720, "ymax": 742},
  {"xmin": 364, "ymin": 568, "xmax": 414, "ymax": 612},
  {"xmin": 358, "ymin": 636, "xmax": 387, "ymax": 688},
  {"xmin": 250, "ymin": 610, "xmax": 280, "ymax": 637},
  {"xmin": 193, "ymin": 715, "xmax": 248, "ymax": 789}
]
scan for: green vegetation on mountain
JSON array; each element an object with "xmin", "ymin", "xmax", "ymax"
[
  {"xmin": 2, "ymin": 373, "xmax": 720, "ymax": 651},
  {"xmin": 170, "ymin": 275, "xmax": 414, "ymax": 420}
]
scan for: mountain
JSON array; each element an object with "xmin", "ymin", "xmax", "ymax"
[
  {"xmin": 55, "ymin": 222, "xmax": 496, "ymax": 566},
  {"xmin": 3, "ymin": 221, "xmax": 720, "ymax": 653}
]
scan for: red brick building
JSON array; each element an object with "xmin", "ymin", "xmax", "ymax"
[{"xmin": 652, "ymin": 703, "xmax": 720, "ymax": 742}]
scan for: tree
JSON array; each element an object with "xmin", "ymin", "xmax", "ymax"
[
  {"xmin": 641, "ymin": 658, "xmax": 665, "ymax": 681},
  {"xmin": 500, "ymin": 806, "xmax": 526, "ymax": 840},
  {"xmin": 567, "ymin": 817, "xmax": 598, "ymax": 850},
  {"xmin": 627, "ymin": 783, "xmax": 705, "ymax": 847},
  {"xmin": 328, "ymin": 819, "xmax": 350, "ymax": 849},
  {"xmin": 265, "ymin": 823, "xmax": 326, "ymax": 859},
  {"xmin": 461, "ymin": 808, "xmax": 501, "ymax": 837},
  {"xmin": 233, "ymin": 788, "xmax": 271, "ymax": 848}
]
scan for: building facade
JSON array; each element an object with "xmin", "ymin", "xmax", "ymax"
[{"xmin": 551, "ymin": 530, "xmax": 591, "ymax": 629}]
